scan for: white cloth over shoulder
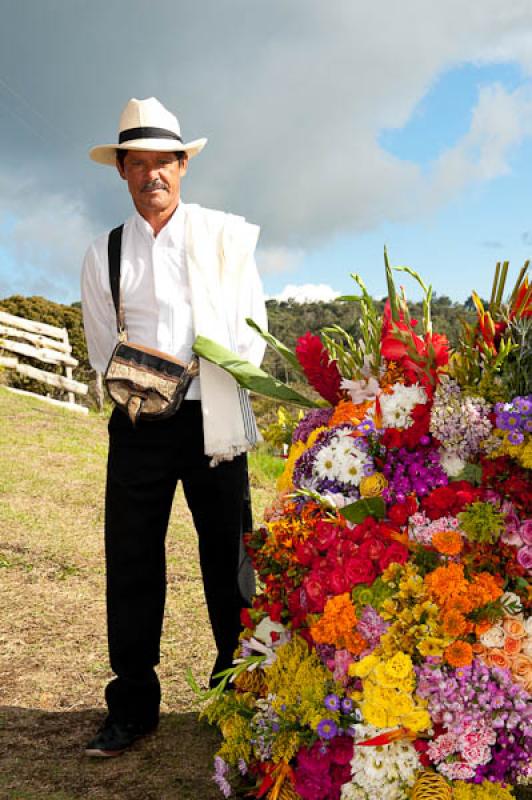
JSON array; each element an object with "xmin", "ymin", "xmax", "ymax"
[{"xmin": 184, "ymin": 203, "xmax": 266, "ymax": 463}]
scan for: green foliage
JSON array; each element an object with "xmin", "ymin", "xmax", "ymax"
[
  {"xmin": 0, "ymin": 294, "xmax": 92, "ymax": 402},
  {"xmin": 339, "ymin": 496, "xmax": 386, "ymax": 523},
  {"xmin": 457, "ymin": 502, "xmax": 505, "ymax": 544}
]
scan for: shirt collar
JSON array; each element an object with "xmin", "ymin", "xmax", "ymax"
[{"xmin": 133, "ymin": 200, "xmax": 186, "ymax": 245}]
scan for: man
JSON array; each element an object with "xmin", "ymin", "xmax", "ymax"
[{"xmin": 81, "ymin": 97, "xmax": 266, "ymax": 757}]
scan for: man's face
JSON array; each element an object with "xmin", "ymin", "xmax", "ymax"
[{"xmin": 117, "ymin": 150, "xmax": 188, "ymax": 220}]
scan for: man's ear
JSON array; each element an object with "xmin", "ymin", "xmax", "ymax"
[
  {"xmin": 116, "ymin": 155, "xmax": 126, "ymax": 180},
  {"xmin": 179, "ymin": 153, "xmax": 189, "ymax": 177}
]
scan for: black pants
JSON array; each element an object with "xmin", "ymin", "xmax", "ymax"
[{"xmin": 103, "ymin": 401, "xmax": 253, "ymax": 727}]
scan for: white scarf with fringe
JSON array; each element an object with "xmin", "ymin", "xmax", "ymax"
[{"xmin": 184, "ymin": 203, "xmax": 262, "ymax": 464}]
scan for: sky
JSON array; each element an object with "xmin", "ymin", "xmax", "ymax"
[{"xmin": 2, "ymin": 1, "xmax": 532, "ymax": 305}]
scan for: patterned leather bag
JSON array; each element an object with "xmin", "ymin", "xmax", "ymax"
[{"xmin": 103, "ymin": 225, "xmax": 199, "ymax": 425}]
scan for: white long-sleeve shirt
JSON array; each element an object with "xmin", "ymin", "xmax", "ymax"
[{"xmin": 81, "ymin": 202, "xmax": 267, "ymax": 401}]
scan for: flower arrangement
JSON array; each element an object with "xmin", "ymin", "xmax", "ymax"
[{"xmin": 192, "ymin": 254, "xmax": 531, "ymax": 800}]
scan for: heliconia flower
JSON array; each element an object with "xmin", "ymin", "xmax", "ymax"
[{"xmin": 295, "ymin": 331, "xmax": 343, "ymax": 405}]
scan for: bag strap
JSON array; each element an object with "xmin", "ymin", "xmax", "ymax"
[{"xmin": 108, "ymin": 224, "xmax": 126, "ymax": 340}]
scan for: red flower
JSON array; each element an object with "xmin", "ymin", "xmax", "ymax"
[
  {"xmin": 240, "ymin": 607, "xmax": 253, "ymax": 629},
  {"xmin": 388, "ymin": 496, "xmax": 418, "ymax": 526},
  {"xmin": 381, "ymin": 301, "xmax": 449, "ymax": 387},
  {"xmin": 302, "ymin": 572, "xmax": 328, "ymax": 613},
  {"xmin": 345, "ymin": 557, "xmax": 377, "ymax": 586},
  {"xmin": 295, "ymin": 331, "xmax": 343, "ymax": 405},
  {"xmin": 378, "ymin": 542, "xmax": 409, "ymax": 570},
  {"xmin": 421, "ymin": 481, "xmax": 480, "ymax": 520}
]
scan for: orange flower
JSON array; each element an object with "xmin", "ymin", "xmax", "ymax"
[
  {"xmin": 503, "ymin": 637, "xmax": 522, "ymax": 656},
  {"xmin": 483, "ymin": 648, "xmax": 511, "ymax": 671},
  {"xmin": 511, "ymin": 654, "xmax": 532, "ymax": 681},
  {"xmin": 311, "ymin": 592, "xmax": 367, "ymax": 655},
  {"xmin": 431, "ymin": 530, "xmax": 463, "ymax": 556},
  {"xmin": 330, "ymin": 399, "xmax": 371, "ymax": 427},
  {"xmin": 444, "ymin": 640, "xmax": 474, "ymax": 668},
  {"xmin": 474, "ymin": 620, "xmax": 492, "ymax": 637},
  {"xmin": 502, "ymin": 617, "xmax": 526, "ymax": 639},
  {"xmin": 442, "ymin": 610, "xmax": 469, "ymax": 638},
  {"xmin": 425, "ymin": 563, "xmax": 466, "ymax": 603}
]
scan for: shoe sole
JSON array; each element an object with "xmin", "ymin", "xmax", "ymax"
[{"xmin": 85, "ymin": 746, "xmax": 127, "ymax": 758}]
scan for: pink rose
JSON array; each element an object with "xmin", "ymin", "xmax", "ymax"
[
  {"xmin": 520, "ymin": 519, "xmax": 532, "ymax": 546},
  {"xmin": 517, "ymin": 545, "xmax": 532, "ymax": 572}
]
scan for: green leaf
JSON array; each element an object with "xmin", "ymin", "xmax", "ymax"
[
  {"xmin": 339, "ymin": 496, "xmax": 386, "ymax": 523},
  {"xmin": 193, "ymin": 335, "xmax": 322, "ymax": 408},
  {"xmin": 245, "ymin": 318, "xmax": 303, "ymax": 373}
]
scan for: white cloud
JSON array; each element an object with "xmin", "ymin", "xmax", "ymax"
[
  {"xmin": 4, "ymin": 1, "xmax": 532, "ymax": 299},
  {"xmin": 272, "ymin": 283, "xmax": 340, "ymax": 304},
  {"xmin": 256, "ymin": 246, "xmax": 304, "ymax": 274},
  {"xmin": 428, "ymin": 83, "xmax": 532, "ymax": 201},
  {"xmin": 0, "ymin": 171, "xmax": 98, "ymax": 300}
]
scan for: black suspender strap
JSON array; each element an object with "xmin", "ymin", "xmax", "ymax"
[{"xmin": 107, "ymin": 224, "xmax": 126, "ymax": 338}]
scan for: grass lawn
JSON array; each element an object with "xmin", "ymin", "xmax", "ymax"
[{"xmin": 0, "ymin": 387, "xmax": 280, "ymax": 799}]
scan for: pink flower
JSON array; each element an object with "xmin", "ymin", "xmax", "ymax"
[
  {"xmin": 520, "ymin": 519, "xmax": 532, "ymax": 546},
  {"xmin": 517, "ymin": 545, "xmax": 532, "ymax": 571}
]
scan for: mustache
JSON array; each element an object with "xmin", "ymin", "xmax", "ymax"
[{"xmin": 142, "ymin": 179, "xmax": 168, "ymax": 192}]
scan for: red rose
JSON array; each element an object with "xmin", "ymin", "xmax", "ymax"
[
  {"xmin": 295, "ymin": 540, "xmax": 318, "ymax": 566},
  {"xmin": 345, "ymin": 557, "xmax": 377, "ymax": 585},
  {"xmin": 388, "ymin": 496, "xmax": 417, "ymax": 526},
  {"xmin": 315, "ymin": 520, "xmax": 341, "ymax": 551},
  {"xmin": 378, "ymin": 542, "xmax": 409, "ymax": 570},
  {"xmin": 269, "ymin": 601, "xmax": 283, "ymax": 622},
  {"xmin": 302, "ymin": 573, "xmax": 328, "ymax": 612},
  {"xmin": 327, "ymin": 568, "xmax": 349, "ymax": 595},
  {"xmin": 358, "ymin": 537, "xmax": 386, "ymax": 563}
]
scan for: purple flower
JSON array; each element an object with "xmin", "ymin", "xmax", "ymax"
[
  {"xmin": 317, "ymin": 718, "xmax": 338, "ymax": 740},
  {"xmin": 508, "ymin": 429, "xmax": 525, "ymax": 445},
  {"xmin": 324, "ymin": 694, "xmax": 341, "ymax": 712},
  {"xmin": 293, "ymin": 408, "xmax": 334, "ymax": 443},
  {"xmin": 213, "ymin": 756, "xmax": 232, "ymax": 798},
  {"xmin": 341, "ymin": 697, "xmax": 354, "ymax": 714}
]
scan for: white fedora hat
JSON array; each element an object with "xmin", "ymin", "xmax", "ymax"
[{"xmin": 89, "ymin": 97, "xmax": 207, "ymax": 166}]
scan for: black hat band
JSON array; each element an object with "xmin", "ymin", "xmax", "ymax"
[{"xmin": 119, "ymin": 126, "xmax": 183, "ymax": 144}]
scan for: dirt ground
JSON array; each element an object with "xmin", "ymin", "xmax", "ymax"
[{"xmin": 0, "ymin": 388, "xmax": 271, "ymax": 799}]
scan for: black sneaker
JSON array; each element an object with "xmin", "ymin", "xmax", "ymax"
[{"xmin": 85, "ymin": 719, "xmax": 157, "ymax": 758}]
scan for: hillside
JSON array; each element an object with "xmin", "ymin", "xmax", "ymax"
[{"xmin": 0, "ymin": 388, "xmax": 275, "ymax": 799}]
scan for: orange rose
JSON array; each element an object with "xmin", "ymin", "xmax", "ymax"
[
  {"xmin": 502, "ymin": 617, "xmax": 526, "ymax": 639},
  {"xmin": 484, "ymin": 648, "xmax": 510, "ymax": 670},
  {"xmin": 511, "ymin": 654, "xmax": 532, "ymax": 681},
  {"xmin": 503, "ymin": 637, "xmax": 522, "ymax": 656}
]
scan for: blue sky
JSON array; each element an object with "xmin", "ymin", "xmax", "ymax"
[{"xmin": 1, "ymin": 2, "xmax": 532, "ymax": 306}]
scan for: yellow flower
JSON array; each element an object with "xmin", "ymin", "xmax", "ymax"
[
  {"xmin": 360, "ymin": 700, "xmax": 390, "ymax": 728},
  {"xmin": 349, "ymin": 653, "xmax": 379, "ymax": 678},
  {"xmin": 416, "ymin": 636, "xmax": 447, "ymax": 657},
  {"xmin": 359, "ymin": 472, "xmax": 388, "ymax": 498},
  {"xmin": 375, "ymin": 652, "xmax": 414, "ymax": 687},
  {"xmin": 276, "ymin": 440, "xmax": 306, "ymax": 493},
  {"xmin": 401, "ymin": 707, "xmax": 431, "ymax": 733},
  {"xmin": 306, "ymin": 426, "xmax": 329, "ymax": 448}
]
